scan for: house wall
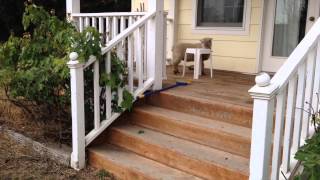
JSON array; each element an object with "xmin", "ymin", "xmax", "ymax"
[
  {"xmin": 132, "ymin": 0, "xmax": 263, "ymax": 74},
  {"xmin": 132, "ymin": 0, "xmax": 172, "ymax": 59}
]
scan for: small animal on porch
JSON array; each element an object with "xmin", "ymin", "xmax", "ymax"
[{"xmin": 172, "ymin": 38, "xmax": 212, "ymax": 75}]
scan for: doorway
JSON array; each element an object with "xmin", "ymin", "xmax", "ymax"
[{"xmin": 261, "ymin": 0, "xmax": 320, "ymax": 72}]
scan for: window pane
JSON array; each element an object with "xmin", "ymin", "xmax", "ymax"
[
  {"xmin": 197, "ymin": 0, "xmax": 245, "ymax": 27},
  {"xmin": 271, "ymin": 0, "xmax": 308, "ymax": 57}
]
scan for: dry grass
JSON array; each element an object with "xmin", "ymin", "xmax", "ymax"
[
  {"xmin": 0, "ymin": 133, "xmax": 115, "ymax": 180},
  {"xmin": 0, "ymin": 91, "xmax": 117, "ymax": 179},
  {"xmin": 0, "ymin": 91, "xmax": 72, "ymax": 145}
]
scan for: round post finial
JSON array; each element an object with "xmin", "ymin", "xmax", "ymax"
[
  {"xmin": 255, "ymin": 72, "xmax": 271, "ymax": 87},
  {"xmin": 69, "ymin": 52, "xmax": 79, "ymax": 61}
]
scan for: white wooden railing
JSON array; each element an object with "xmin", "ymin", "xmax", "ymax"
[
  {"xmin": 249, "ymin": 18, "xmax": 320, "ymax": 180},
  {"xmin": 67, "ymin": 1, "xmax": 165, "ymax": 170},
  {"xmin": 70, "ymin": 12, "xmax": 146, "ymax": 45}
]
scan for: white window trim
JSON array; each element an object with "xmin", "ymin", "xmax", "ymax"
[{"xmin": 192, "ymin": 0, "xmax": 251, "ymax": 35}]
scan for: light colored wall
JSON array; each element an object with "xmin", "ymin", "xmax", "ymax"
[
  {"xmin": 178, "ymin": 0, "xmax": 263, "ymax": 74},
  {"xmin": 131, "ymin": 0, "xmax": 170, "ymax": 11},
  {"xmin": 132, "ymin": 0, "xmax": 172, "ymax": 59},
  {"xmin": 132, "ymin": 0, "xmax": 263, "ymax": 74}
]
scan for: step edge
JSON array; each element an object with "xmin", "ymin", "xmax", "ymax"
[
  {"xmin": 110, "ymin": 125, "xmax": 250, "ymax": 175},
  {"xmin": 134, "ymin": 105, "xmax": 252, "ymax": 140},
  {"xmin": 88, "ymin": 144, "xmax": 203, "ymax": 180}
]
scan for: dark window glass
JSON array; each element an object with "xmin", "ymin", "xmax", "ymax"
[{"xmin": 197, "ymin": 0, "xmax": 245, "ymax": 27}]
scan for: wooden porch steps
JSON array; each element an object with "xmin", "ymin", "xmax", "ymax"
[
  {"xmin": 146, "ymin": 92, "xmax": 253, "ymax": 128},
  {"xmin": 88, "ymin": 80, "xmax": 253, "ymax": 180},
  {"xmin": 130, "ymin": 105, "xmax": 251, "ymax": 158},
  {"xmin": 89, "ymin": 144, "xmax": 201, "ymax": 180}
]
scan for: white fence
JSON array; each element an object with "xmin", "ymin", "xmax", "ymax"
[
  {"xmin": 67, "ymin": 1, "xmax": 166, "ymax": 170},
  {"xmin": 249, "ymin": 18, "xmax": 320, "ymax": 180}
]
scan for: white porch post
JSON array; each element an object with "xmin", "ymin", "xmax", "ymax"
[
  {"xmin": 147, "ymin": 0, "xmax": 164, "ymax": 90},
  {"xmin": 66, "ymin": 0, "xmax": 80, "ymax": 20},
  {"xmin": 68, "ymin": 52, "xmax": 86, "ymax": 170},
  {"xmin": 167, "ymin": 0, "xmax": 178, "ymax": 60},
  {"xmin": 249, "ymin": 73, "xmax": 278, "ymax": 180}
]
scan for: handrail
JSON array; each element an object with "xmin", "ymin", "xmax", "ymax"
[
  {"xmin": 251, "ymin": 18, "xmax": 320, "ymax": 94},
  {"xmin": 101, "ymin": 11, "xmax": 156, "ymax": 54},
  {"xmin": 83, "ymin": 11, "xmax": 156, "ymax": 68},
  {"xmin": 68, "ymin": 0, "xmax": 165, "ymax": 171},
  {"xmin": 249, "ymin": 18, "xmax": 320, "ymax": 180},
  {"xmin": 71, "ymin": 12, "xmax": 146, "ymax": 17}
]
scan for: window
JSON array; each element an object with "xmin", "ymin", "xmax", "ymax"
[
  {"xmin": 197, "ymin": 0, "xmax": 245, "ymax": 27},
  {"xmin": 193, "ymin": 0, "xmax": 250, "ymax": 34}
]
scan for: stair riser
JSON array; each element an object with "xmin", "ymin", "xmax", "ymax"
[
  {"xmin": 146, "ymin": 94, "xmax": 253, "ymax": 128},
  {"xmin": 130, "ymin": 110, "xmax": 251, "ymax": 158},
  {"xmin": 88, "ymin": 150, "xmax": 156, "ymax": 180},
  {"xmin": 107, "ymin": 128, "xmax": 248, "ymax": 180}
]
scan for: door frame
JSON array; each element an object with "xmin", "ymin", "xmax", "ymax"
[{"xmin": 259, "ymin": 0, "xmax": 320, "ymax": 73}]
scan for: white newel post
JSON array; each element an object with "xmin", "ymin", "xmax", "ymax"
[
  {"xmin": 68, "ymin": 52, "xmax": 86, "ymax": 170},
  {"xmin": 147, "ymin": 0, "xmax": 164, "ymax": 90},
  {"xmin": 66, "ymin": 0, "xmax": 80, "ymax": 22},
  {"xmin": 249, "ymin": 73, "xmax": 277, "ymax": 180}
]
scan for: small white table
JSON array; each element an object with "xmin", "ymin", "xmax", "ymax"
[{"xmin": 182, "ymin": 48, "xmax": 213, "ymax": 79}]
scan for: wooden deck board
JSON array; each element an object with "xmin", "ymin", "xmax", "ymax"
[{"xmin": 164, "ymin": 66, "xmax": 255, "ymax": 107}]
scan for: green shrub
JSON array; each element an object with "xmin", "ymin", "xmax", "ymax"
[
  {"xmin": 294, "ymin": 102, "xmax": 320, "ymax": 180},
  {"xmin": 295, "ymin": 133, "xmax": 320, "ymax": 180},
  {"xmin": 0, "ymin": 2, "xmax": 133, "ymax": 123}
]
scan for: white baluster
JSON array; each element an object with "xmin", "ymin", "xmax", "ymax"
[
  {"xmin": 282, "ymin": 76, "xmax": 298, "ymax": 173},
  {"xmin": 128, "ymin": 16, "xmax": 133, "ymax": 27},
  {"xmin": 92, "ymin": 17, "xmax": 96, "ymax": 28},
  {"xmin": 105, "ymin": 17, "xmax": 110, "ymax": 44},
  {"xmin": 99, "ymin": 17, "xmax": 104, "ymax": 44},
  {"xmin": 143, "ymin": 24, "xmax": 147, "ymax": 80},
  {"xmin": 79, "ymin": 17, "xmax": 83, "ymax": 32},
  {"xmin": 292, "ymin": 63, "xmax": 307, "ymax": 154},
  {"xmin": 112, "ymin": 16, "xmax": 118, "ymax": 38},
  {"xmin": 162, "ymin": 13, "xmax": 167, "ymax": 80},
  {"xmin": 93, "ymin": 60, "xmax": 100, "ymax": 130},
  {"xmin": 137, "ymin": 27, "xmax": 143, "ymax": 89},
  {"xmin": 68, "ymin": 52, "xmax": 85, "ymax": 170},
  {"xmin": 271, "ymin": 88, "xmax": 287, "ymax": 180},
  {"xmin": 119, "ymin": 16, "xmax": 126, "ymax": 60},
  {"xmin": 312, "ymin": 41, "xmax": 320, "ymax": 115},
  {"xmin": 105, "ymin": 52, "xmax": 112, "ymax": 119},
  {"xmin": 120, "ymin": 16, "xmax": 125, "ymax": 33},
  {"xmin": 302, "ymin": 48, "xmax": 316, "ymax": 139},
  {"xmin": 85, "ymin": 17, "xmax": 90, "ymax": 28},
  {"xmin": 128, "ymin": 34, "xmax": 134, "ymax": 93}
]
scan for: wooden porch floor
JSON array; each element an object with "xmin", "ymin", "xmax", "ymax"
[{"xmin": 163, "ymin": 66, "xmax": 256, "ymax": 108}]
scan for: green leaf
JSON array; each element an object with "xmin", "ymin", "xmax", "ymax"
[{"xmin": 121, "ymin": 89, "xmax": 134, "ymax": 111}]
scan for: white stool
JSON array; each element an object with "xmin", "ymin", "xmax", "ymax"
[{"xmin": 182, "ymin": 48, "xmax": 213, "ymax": 79}]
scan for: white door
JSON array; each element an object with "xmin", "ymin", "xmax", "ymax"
[{"xmin": 261, "ymin": 0, "xmax": 320, "ymax": 72}]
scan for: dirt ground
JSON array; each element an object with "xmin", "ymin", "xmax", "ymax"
[
  {"xmin": 0, "ymin": 92, "xmax": 116, "ymax": 179},
  {"xmin": 0, "ymin": 96, "xmax": 72, "ymax": 146},
  {"xmin": 0, "ymin": 133, "xmax": 115, "ymax": 180}
]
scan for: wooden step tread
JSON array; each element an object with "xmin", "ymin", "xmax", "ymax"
[
  {"xmin": 131, "ymin": 105, "xmax": 251, "ymax": 157},
  {"xmin": 109, "ymin": 124, "xmax": 249, "ymax": 179},
  {"xmin": 88, "ymin": 144, "xmax": 202, "ymax": 180},
  {"xmin": 146, "ymin": 92, "xmax": 253, "ymax": 128},
  {"xmin": 135, "ymin": 105, "xmax": 251, "ymax": 139},
  {"xmin": 161, "ymin": 89, "xmax": 253, "ymax": 109}
]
